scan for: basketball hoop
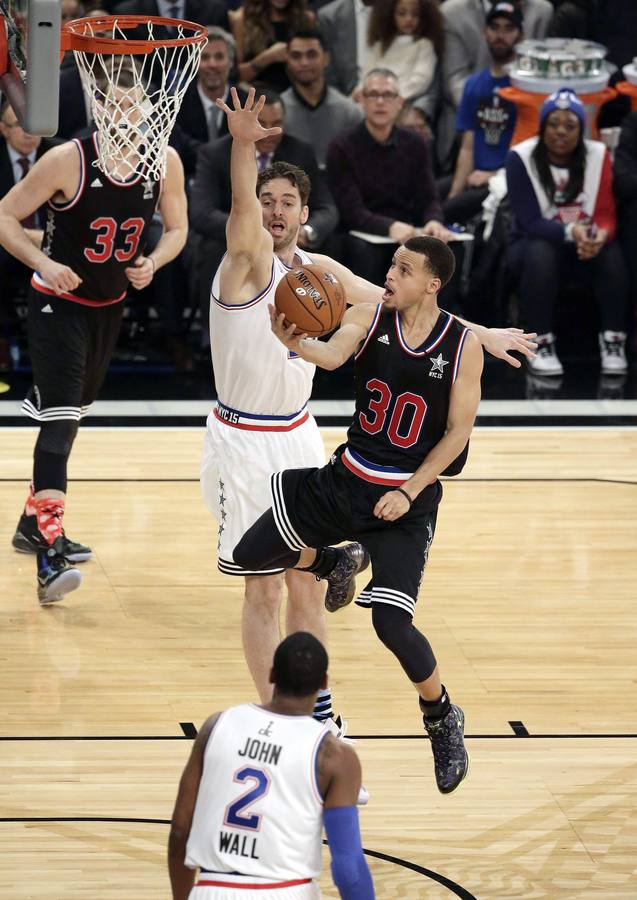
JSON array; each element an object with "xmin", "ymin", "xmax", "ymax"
[{"xmin": 61, "ymin": 15, "xmax": 207, "ymax": 180}]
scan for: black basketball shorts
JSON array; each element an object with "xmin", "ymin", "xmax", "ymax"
[
  {"xmin": 22, "ymin": 288, "xmax": 125, "ymax": 423},
  {"xmin": 270, "ymin": 446, "xmax": 442, "ymax": 618}
]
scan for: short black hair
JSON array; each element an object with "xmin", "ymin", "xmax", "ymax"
[
  {"xmin": 288, "ymin": 28, "xmax": 327, "ymax": 52},
  {"xmin": 404, "ymin": 235, "xmax": 456, "ymax": 288},
  {"xmin": 272, "ymin": 632, "xmax": 328, "ymax": 697},
  {"xmin": 255, "ymin": 87, "xmax": 284, "ymax": 111},
  {"xmin": 257, "ymin": 160, "xmax": 311, "ymax": 206}
]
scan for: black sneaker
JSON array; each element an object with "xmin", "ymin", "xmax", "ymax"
[
  {"xmin": 12, "ymin": 514, "xmax": 92, "ymax": 562},
  {"xmin": 423, "ymin": 703, "xmax": 469, "ymax": 794},
  {"xmin": 37, "ymin": 537, "xmax": 82, "ymax": 605},
  {"xmin": 324, "ymin": 543, "xmax": 370, "ymax": 613}
]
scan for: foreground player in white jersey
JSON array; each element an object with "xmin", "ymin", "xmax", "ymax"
[
  {"xmin": 201, "ymin": 88, "xmax": 537, "ymax": 722},
  {"xmin": 168, "ymin": 632, "xmax": 375, "ymax": 899}
]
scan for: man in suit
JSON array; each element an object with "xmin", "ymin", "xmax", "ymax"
[
  {"xmin": 172, "ymin": 26, "xmax": 247, "ymax": 180},
  {"xmin": 318, "ymin": 0, "xmax": 375, "ymax": 97},
  {"xmin": 189, "ymin": 89, "xmax": 338, "ymax": 331},
  {"xmin": 112, "ymin": 0, "xmax": 228, "ymax": 30},
  {"xmin": 57, "ymin": 62, "xmax": 90, "ymax": 140},
  {"xmin": 437, "ymin": 0, "xmax": 552, "ymax": 167},
  {"xmin": 0, "ymin": 101, "xmax": 58, "ymax": 370}
]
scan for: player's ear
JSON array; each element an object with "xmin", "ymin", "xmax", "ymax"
[{"xmin": 300, "ymin": 205, "xmax": 309, "ymax": 226}]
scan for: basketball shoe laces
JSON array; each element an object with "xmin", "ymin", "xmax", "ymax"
[
  {"xmin": 602, "ymin": 337, "xmax": 622, "ymax": 357},
  {"xmin": 425, "ymin": 708, "xmax": 465, "ymax": 781},
  {"xmin": 37, "ymin": 501, "xmax": 65, "ymax": 546}
]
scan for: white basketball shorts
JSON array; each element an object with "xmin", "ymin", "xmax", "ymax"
[{"xmin": 200, "ymin": 403, "xmax": 325, "ymax": 576}]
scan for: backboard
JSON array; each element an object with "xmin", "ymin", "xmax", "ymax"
[{"xmin": 0, "ymin": 0, "xmax": 61, "ymax": 135}]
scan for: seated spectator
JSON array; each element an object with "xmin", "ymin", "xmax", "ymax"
[
  {"xmin": 230, "ymin": 0, "xmax": 314, "ymax": 93},
  {"xmin": 326, "ymin": 67, "xmax": 452, "ymax": 286},
  {"xmin": 444, "ymin": 2, "xmax": 521, "ymax": 225},
  {"xmin": 281, "ymin": 29, "xmax": 362, "ymax": 170},
  {"xmin": 111, "ymin": 0, "xmax": 229, "ymax": 38},
  {"xmin": 190, "ymin": 89, "xmax": 337, "ymax": 335},
  {"xmin": 318, "ymin": 0, "xmax": 374, "ymax": 97},
  {"xmin": 360, "ymin": 0, "xmax": 443, "ymax": 103},
  {"xmin": 438, "ymin": 0, "xmax": 552, "ymax": 168},
  {"xmin": 613, "ymin": 110, "xmax": 637, "ymax": 325},
  {"xmin": 0, "ymin": 102, "xmax": 58, "ymax": 369},
  {"xmin": 173, "ymin": 27, "xmax": 247, "ymax": 179},
  {"xmin": 505, "ymin": 89, "xmax": 629, "ymax": 376}
]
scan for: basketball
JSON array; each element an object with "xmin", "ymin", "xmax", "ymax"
[{"xmin": 274, "ymin": 264, "xmax": 346, "ymax": 337}]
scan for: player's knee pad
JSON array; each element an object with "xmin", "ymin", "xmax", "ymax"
[
  {"xmin": 35, "ymin": 419, "xmax": 79, "ymax": 457},
  {"xmin": 233, "ymin": 509, "xmax": 300, "ymax": 572},
  {"xmin": 372, "ymin": 604, "xmax": 413, "ymax": 653},
  {"xmin": 372, "ymin": 603, "xmax": 437, "ymax": 683}
]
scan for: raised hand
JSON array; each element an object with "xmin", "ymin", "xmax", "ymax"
[
  {"xmin": 482, "ymin": 328, "xmax": 538, "ymax": 369},
  {"xmin": 216, "ymin": 87, "xmax": 283, "ymax": 145}
]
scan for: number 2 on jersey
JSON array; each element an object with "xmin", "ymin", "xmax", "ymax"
[
  {"xmin": 224, "ymin": 767, "xmax": 271, "ymax": 831},
  {"xmin": 84, "ymin": 217, "xmax": 145, "ymax": 264},
  {"xmin": 360, "ymin": 378, "xmax": 427, "ymax": 448}
]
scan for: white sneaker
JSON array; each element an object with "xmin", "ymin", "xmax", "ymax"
[
  {"xmin": 528, "ymin": 332, "xmax": 563, "ymax": 376},
  {"xmin": 323, "ymin": 715, "xmax": 370, "ymax": 805},
  {"xmin": 599, "ymin": 331, "xmax": 628, "ymax": 374}
]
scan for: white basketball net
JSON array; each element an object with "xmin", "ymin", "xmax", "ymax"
[{"xmin": 68, "ymin": 18, "xmax": 205, "ymax": 181}]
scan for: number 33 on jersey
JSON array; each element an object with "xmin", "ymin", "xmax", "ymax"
[{"xmin": 33, "ymin": 133, "xmax": 160, "ymax": 306}]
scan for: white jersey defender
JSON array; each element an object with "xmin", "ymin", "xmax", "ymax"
[
  {"xmin": 185, "ymin": 703, "xmax": 327, "ymax": 898},
  {"xmin": 201, "ymin": 248, "xmax": 326, "ymax": 576}
]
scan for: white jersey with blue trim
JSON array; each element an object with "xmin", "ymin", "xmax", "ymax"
[
  {"xmin": 185, "ymin": 704, "xmax": 326, "ymax": 881},
  {"xmin": 210, "ymin": 250, "xmax": 316, "ymax": 416}
]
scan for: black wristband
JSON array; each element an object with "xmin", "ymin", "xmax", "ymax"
[{"xmin": 395, "ymin": 487, "xmax": 413, "ymax": 507}]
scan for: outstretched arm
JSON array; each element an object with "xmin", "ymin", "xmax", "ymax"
[
  {"xmin": 216, "ymin": 87, "xmax": 279, "ymax": 263},
  {"xmin": 268, "ymin": 302, "xmax": 376, "ymax": 370},
  {"xmin": 455, "ymin": 317, "xmax": 537, "ymax": 368},
  {"xmin": 310, "ymin": 253, "xmax": 384, "ymax": 306}
]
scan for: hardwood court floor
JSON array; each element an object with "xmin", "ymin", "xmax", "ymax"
[{"xmin": 1, "ymin": 426, "xmax": 636, "ymax": 899}]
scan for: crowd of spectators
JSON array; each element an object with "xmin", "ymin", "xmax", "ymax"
[{"xmin": 1, "ymin": 0, "xmax": 637, "ymax": 386}]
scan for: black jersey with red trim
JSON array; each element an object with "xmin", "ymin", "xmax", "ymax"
[
  {"xmin": 35, "ymin": 134, "xmax": 161, "ymax": 305},
  {"xmin": 345, "ymin": 305, "xmax": 471, "ymax": 475}
]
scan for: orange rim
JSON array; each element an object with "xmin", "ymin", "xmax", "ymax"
[{"xmin": 60, "ymin": 15, "xmax": 208, "ymax": 55}]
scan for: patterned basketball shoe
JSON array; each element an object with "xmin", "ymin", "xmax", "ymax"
[
  {"xmin": 423, "ymin": 704, "xmax": 470, "ymax": 794},
  {"xmin": 13, "ymin": 513, "xmax": 92, "ymax": 562},
  {"xmin": 324, "ymin": 543, "xmax": 370, "ymax": 612},
  {"xmin": 37, "ymin": 537, "xmax": 82, "ymax": 604},
  {"xmin": 323, "ymin": 714, "xmax": 370, "ymax": 806}
]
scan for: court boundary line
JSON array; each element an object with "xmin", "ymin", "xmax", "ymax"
[{"xmin": 2, "ymin": 733, "xmax": 636, "ymax": 741}]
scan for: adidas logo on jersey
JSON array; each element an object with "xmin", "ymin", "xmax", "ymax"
[
  {"xmin": 377, "ymin": 334, "xmax": 390, "ymax": 345},
  {"xmin": 41, "ymin": 304, "xmax": 53, "ymax": 314},
  {"xmin": 90, "ymin": 177, "xmax": 103, "ymax": 188}
]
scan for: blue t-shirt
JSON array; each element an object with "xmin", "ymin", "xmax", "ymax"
[{"xmin": 456, "ymin": 69, "xmax": 516, "ymax": 171}]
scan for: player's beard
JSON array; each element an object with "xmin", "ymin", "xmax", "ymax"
[{"xmin": 271, "ymin": 224, "xmax": 296, "ymax": 253}]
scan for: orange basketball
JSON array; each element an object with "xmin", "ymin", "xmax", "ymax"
[{"xmin": 274, "ymin": 264, "xmax": 346, "ymax": 337}]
